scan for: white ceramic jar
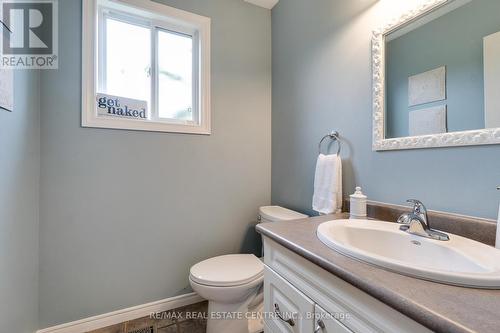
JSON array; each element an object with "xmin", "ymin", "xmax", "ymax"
[{"xmin": 350, "ymin": 186, "xmax": 367, "ymax": 219}]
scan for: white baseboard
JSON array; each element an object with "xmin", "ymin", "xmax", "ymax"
[{"xmin": 36, "ymin": 292, "xmax": 204, "ymax": 333}]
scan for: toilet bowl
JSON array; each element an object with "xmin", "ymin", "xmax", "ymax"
[
  {"xmin": 189, "ymin": 206, "xmax": 307, "ymax": 333},
  {"xmin": 189, "ymin": 254, "xmax": 264, "ymax": 333}
]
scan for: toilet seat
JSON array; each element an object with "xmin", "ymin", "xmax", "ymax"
[{"xmin": 190, "ymin": 254, "xmax": 264, "ymax": 287}]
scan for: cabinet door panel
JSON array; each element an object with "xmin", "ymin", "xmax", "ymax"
[
  {"xmin": 264, "ymin": 321, "xmax": 276, "ymax": 333},
  {"xmin": 264, "ymin": 266, "xmax": 315, "ymax": 333}
]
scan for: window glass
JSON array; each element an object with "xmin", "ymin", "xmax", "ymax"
[
  {"xmin": 157, "ymin": 29, "xmax": 193, "ymax": 121},
  {"xmin": 105, "ymin": 17, "xmax": 151, "ymax": 106}
]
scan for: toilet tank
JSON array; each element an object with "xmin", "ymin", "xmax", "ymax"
[{"xmin": 258, "ymin": 206, "xmax": 308, "ymax": 223}]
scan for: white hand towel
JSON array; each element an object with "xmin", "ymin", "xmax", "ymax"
[{"xmin": 312, "ymin": 154, "xmax": 342, "ymax": 215}]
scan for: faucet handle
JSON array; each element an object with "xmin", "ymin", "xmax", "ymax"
[
  {"xmin": 397, "ymin": 214, "xmax": 411, "ymax": 225},
  {"xmin": 406, "ymin": 199, "xmax": 427, "ymax": 215}
]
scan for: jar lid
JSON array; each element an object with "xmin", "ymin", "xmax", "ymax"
[{"xmin": 350, "ymin": 186, "xmax": 367, "ymax": 199}]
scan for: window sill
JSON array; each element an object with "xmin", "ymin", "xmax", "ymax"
[{"xmin": 81, "ymin": 116, "xmax": 211, "ymax": 135}]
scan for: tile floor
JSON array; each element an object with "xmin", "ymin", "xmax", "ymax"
[{"xmin": 87, "ymin": 301, "xmax": 208, "ymax": 333}]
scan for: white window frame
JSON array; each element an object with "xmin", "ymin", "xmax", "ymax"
[{"xmin": 82, "ymin": 0, "xmax": 211, "ymax": 134}]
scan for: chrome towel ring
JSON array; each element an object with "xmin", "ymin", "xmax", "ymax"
[{"xmin": 318, "ymin": 131, "xmax": 342, "ymax": 155}]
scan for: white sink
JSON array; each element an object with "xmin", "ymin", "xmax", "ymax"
[{"xmin": 317, "ymin": 219, "xmax": 500, "ymax": 289}]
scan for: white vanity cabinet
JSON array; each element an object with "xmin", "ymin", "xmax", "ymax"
[{"xmin": 262, "ymin": 237, "xmax": 434, "ymax": 333}]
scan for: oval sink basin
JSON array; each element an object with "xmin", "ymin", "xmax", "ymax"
[{"xmin": 317, "ymin": 219, "xmax": 500, "ymax": 289}]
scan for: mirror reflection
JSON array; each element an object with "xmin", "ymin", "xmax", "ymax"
[{"xmin": 385, "ymin": 0, "xmax": 500, "ymax": 139}]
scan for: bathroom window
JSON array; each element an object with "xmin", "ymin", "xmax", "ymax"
[{"xmin": 82, "ymin": 0, "xmax": 211, "ymax": 134}]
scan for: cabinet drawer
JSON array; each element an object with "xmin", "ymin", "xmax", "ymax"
[
  {"xmin": 264, "ymin": 266, "xmax": 315, "ymax": 333},
  {"xmin": 313, "ymin": 304, "xmax": 353, "ymax": 333}
]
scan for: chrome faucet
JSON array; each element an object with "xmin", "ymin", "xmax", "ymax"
[{"xmin": 397, "ymin": 199, "xmax": 449, "ymax": 241}]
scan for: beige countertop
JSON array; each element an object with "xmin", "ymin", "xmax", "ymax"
[{"xmin": 256, "ymin": 214, "xmax": 500, "ymax": 333}]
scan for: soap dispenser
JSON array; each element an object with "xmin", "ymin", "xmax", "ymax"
[{"xmin": 350, "ymin": 186, "xmax": 367, "ymax": 219}]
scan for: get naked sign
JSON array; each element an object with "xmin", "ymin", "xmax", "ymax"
[{"xmin": 96, "ymin": 93, "xmax": 149, "ymax": 120}]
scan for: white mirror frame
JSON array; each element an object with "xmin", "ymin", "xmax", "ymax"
[{"xmin": 372, "ymin": 0, "xmax": 500, "ymax": 151}]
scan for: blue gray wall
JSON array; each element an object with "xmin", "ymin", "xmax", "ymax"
[
  {"xmin": 39, "ymin": 0, "xmax": 271, "ymax": 327},
  {"xmin": 386, "ymin": 0, "xmax": 500, "ymax": 138},
  {"xmin": 271, "ymin": 0, "xmax": 500, "ymax": 219},
  {"xmin": 0, "ymin": 71, "xmax": 40, "ymax": 332}
]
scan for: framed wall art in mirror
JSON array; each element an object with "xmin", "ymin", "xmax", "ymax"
[{"xmin": 372, "ymin": 0, "xmax": 500, "ymax": 151}]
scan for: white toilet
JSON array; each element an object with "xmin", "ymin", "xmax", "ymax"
[{"xmin": 189, "ymin": 206, "xmax": 307, "ymax": 333}]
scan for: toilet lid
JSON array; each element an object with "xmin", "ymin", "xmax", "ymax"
[{"xmin": 190, "ymin": 254, "xmax": 264, "ymax": 287}]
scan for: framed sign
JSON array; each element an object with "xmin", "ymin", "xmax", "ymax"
[{"xmin": 95, "ymin": 93, "xmax": 149, "ymax": 121}]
